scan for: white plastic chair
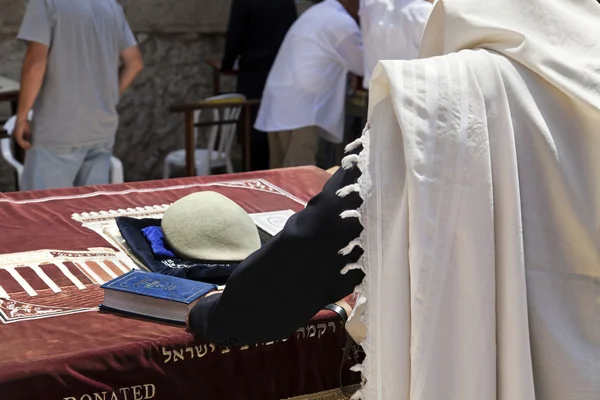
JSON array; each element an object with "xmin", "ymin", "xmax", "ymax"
[
  {"xmin": 1, "ymin": 114, "xmax": 124, "ymax": 189},
  {"xmin": 163, "ymin": 93, "xmax": 246, "ymax": 178}
]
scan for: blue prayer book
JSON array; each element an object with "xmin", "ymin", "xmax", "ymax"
[{"xmin": 100, "ymin": 270, "xmax": 217, "ymax": 324}]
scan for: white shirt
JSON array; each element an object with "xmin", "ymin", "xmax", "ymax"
[
  {"xmin": 360, "ymin": 0, "xmax": 433, "ymax": 88},
  {"xmin": 255, "ymin": 0, "xmax": 363, "ymax": 143}
]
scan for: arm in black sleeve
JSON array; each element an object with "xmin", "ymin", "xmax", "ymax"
[
  {"xmin": 188, "ymin": 154, "xmax": 365, "ymax": 346},
  {"xmin": 221, "ymin": 0, "xmax": 246, "ymax": 71}
]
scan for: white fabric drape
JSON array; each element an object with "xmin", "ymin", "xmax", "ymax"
[
  {"xmin": 359, "ymin": 0, "xmax": 432, "ymax": 88},
  {"xmin": 341, "ymin": 0, "xmax": 600, "ymax": 399}
]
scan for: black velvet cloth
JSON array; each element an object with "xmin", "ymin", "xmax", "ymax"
[
  {"xmin": 188, "ymin": 147, "xmax": 365, "ymax": 345},
  {"xmin": 116, "ymin": 217, "xmax": 240, "ymax": 286}
]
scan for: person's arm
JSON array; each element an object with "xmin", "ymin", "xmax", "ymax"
[
  {"xmin": 14, "ymin": 42, "xmax": 48, "ymax": 150},
  {"xmin": 187, "ymin": 146, "xmax": 365, "ymax": 346},
  {"xmin": 221, "ymin": 0, "xmax": 247, "ymax": 71},
  {"xmin": 118, "ymin": 10, "xmax": 143, "ymax": 95},
  {"xmin": 13, "ymin": 0, "xmax": 52, "ymax": 150},
  {"xmin": 337, "ymin": 30, "xmax": 365, "ymax": 77},
  {"xmin": 119, "ymin": 45, "xmax": 143, "ymax": 95}
]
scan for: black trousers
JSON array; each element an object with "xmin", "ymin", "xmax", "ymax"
[{"xmin": 237, "ymin": 69, "xmax": 270, "ymax": 171}]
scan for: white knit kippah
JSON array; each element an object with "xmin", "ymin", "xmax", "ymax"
[{"xmin": 162, "ymin": 191, "xmax": 261, "ymax": 262}]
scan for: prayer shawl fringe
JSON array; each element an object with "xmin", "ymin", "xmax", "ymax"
[{"xmin": 338, "ymin": 0, "xmax": 600, "ymax": 398}]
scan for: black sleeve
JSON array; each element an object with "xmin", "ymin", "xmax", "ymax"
[
  {"xmin": 188, "ymin": 156, "xmax": 365, "ymax": 346},
  {"xmin": 221, "ymin": 0, "xmax": 246, "ymax": 71}
]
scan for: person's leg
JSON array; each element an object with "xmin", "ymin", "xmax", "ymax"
[
  {"xmin": 250, "ymin": 129, "xmax": 270, "ymax": 171},
  {"xmin": 268, "ymin": 131, "xmax": 286, "ymax": 169},
  {"xmin": 238, "ymin": 69, "xmax": 271, "ymax": 171},
  {"xmin": 20, "ymin": 144, "xmax": 86, "ymax": 191},
  {"xmin": 73, "ymin": 141, "xmax": 112, "ymax": 187},
  {"xmin": 281, "ymin": 126, "xmax": 319, "ymax": 167}
]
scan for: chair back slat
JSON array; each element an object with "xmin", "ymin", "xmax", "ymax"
[{"xmin": 201, "ymin": 93, "xmax": 246, "ymax": 167}]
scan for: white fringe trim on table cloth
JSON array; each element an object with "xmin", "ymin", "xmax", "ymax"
[{"xmin": 336, "ymin": 124, "xmax": 372, "ymax": 400}]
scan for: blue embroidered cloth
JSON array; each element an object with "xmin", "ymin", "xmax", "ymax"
[{"xmin": 141, "ymin": 226, "xmax": 176, "ymax": 258}]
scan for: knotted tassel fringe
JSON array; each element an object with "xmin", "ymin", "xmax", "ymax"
[
  {"xmin": 339, "ymin": 125, "xmax": 370, "ymax": 400},
  {"xmin": 350, "ymin": 388, "xmax": 364, "ymax": 400},
  {"xmin": 336, "ymin": 183, "xmax": 360, "ymax": 198},
  {"xmin": 350, "ymin": 364, "xmax": 364, "ymax": 373},
  {"xmin": 341, "ymin": 154, "xmax": 360, "ymax": 170},
  {"xmin": 344, "ymin": 136, "xmax": 364, "ymax": 153},
  {"xmin": 339, "ymin": 238, "xmax": 363, "ymax": 256},
  {"xmin": 340, "ymin": 209, "xmax": 361, "ymax": 220},
  {"xmin": 341, "ymin": 263, "xmax": 363, "ymax": 275}
]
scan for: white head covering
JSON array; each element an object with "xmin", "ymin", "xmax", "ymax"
[
  {"xmin": 342, "ymin": 0, "xmax": 600, "ymax": 399},
  {"xmin": 162, "ymin": 192, "xmax": 261, "ymax": 262}
]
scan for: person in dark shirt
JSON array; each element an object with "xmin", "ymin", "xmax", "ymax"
[
  {"xmin": 221, "ymin": 0, "xmax": 297, "ymax": 171},
  {"xmin": 187, "ymin": 145, "xmax": 364, "ymax": 345}
]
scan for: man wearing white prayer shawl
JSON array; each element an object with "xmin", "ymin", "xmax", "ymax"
[
  {"xmin": 189, "ymin": 0, "xmax": 599, "ymax": 399},
  {"xmin": 345, "ymin": 0, "xmax": 600, "ymax": 398}
]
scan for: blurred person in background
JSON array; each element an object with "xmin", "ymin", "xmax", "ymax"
[
  {"xmin": 255, "ymin": 0, "xmax": 363, "ymax": 170},
  {"xmin": 221, "ymin": 0, "xmax": 297, "ymax": 171},
  {"xmin": 14, "ymin": 0, "xmax": 143, "ymax": 191}
]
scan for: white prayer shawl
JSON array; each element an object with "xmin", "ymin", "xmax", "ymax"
[
  {"xmin": 359, "ymin": 0, "xmax": 432, "ymax": 88},
  {"xmin": 341, "ymin": 0, "xmax": 600, "ymax": 399}
]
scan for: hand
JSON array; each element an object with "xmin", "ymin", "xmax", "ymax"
[
  {"xmin": 185, "ymin": 290, "xmax": 223, "ymax": 329},
  {"xmin": 14, "ymin": 118, "xmax": 32, "ymax": 150}
]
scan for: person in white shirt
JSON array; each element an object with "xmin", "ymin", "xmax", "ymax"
[
  {"xmin": 360, "ymin": 0, "xmax": 433, "ymax": 88},
  {"xmin": 255, "ymin": 0, "xmax": 363, "ymax": 169}
]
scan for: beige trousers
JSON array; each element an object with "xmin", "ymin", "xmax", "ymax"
[{"xmin": 268, "ymin": 126, "xmax": 320, "ymax": 169}]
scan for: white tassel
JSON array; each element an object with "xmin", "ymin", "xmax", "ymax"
[
  {"xmin": 354, "ymin": 294, "xmax": 367, "ymax": 307},
  {"xmin": 341, "ymin": 262, "xmax": 363, "ymax": 274},
  {"xmin": 350, "ymin": 388, "xmax": 364, "ymax": 400},
  {"xmin": 344, "ymin": 137, "xmax": 363, "ymax": 153},
  {"xmin": 350, "ymin": 364, "xmax": 364, "ymax": 373},
  {"xmin": 339, "ymin": 238, "xmax": 363, "ymax": 255},
  {"xmin": 341, "ymin": 154, "xmax": 360, "ymax": 170},
  {"xmin": 336, "ymin": 183, "xmax": 360, "ymax": 198},
  {"xmin": 340, "ymin": 209, "xmax": 361, "ymax": 219}
]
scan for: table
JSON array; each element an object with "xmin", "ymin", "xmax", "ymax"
[
  {"xmin": 205, "ymin": 58, "xmax": 238, "ymax": 96},
  {"xmin": 170, "ymin": 99, "xmax": 261, "ymax": 175},
  {"xmin": 0, "ymin": 167, "xmax": 359, "ymax": 400}
]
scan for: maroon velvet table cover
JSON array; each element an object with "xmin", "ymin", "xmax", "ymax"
[{"xmin": 0, "ymin": 167, "xmax": 358, "ymax": 400}]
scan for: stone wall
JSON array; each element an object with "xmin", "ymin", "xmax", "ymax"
[{"xmin": 0, "ymin": 0, "xmax": 233, "ymax": 34}]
